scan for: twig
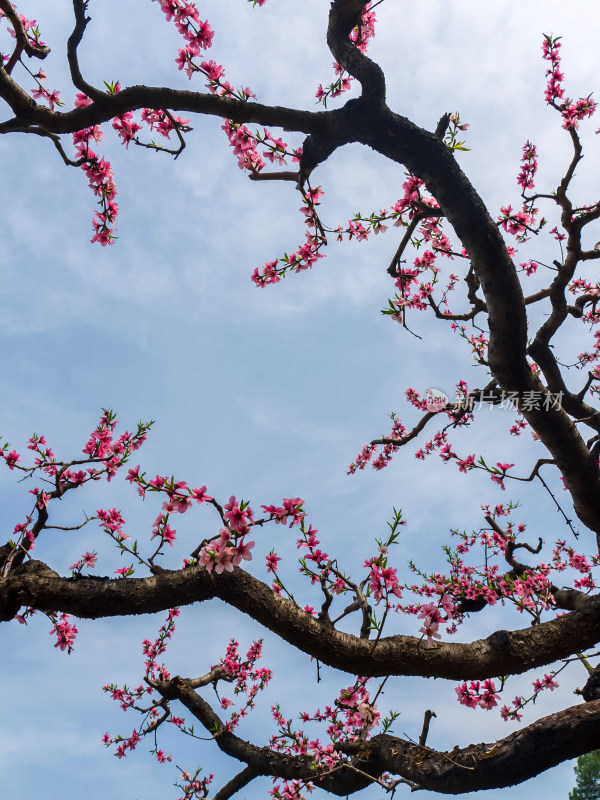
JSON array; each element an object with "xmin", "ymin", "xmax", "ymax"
[
  {"xmin": 418, "ymin": 709, "xmax": 436, "ymax": 746},
  {"xmin": 248, "ymin": 170, "xmax": 299, "ymax": 182},
  {"xmin": 4, "ymin": 125, "xmax": 86, "ymax": 166},
  {"xmin": 67, "ymin": 0, "xmax": 104, "ymax": 101},
  {"xmin": 133, "ymin": 109, "xmax": 190, "ymax": 159}
]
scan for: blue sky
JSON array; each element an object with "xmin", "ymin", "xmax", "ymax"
[{"xmin": 1, "ymin": 1, "xmax": 599, "ymax": 798}]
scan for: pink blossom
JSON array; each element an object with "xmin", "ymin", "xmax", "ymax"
[
  {"xmin": 418, "ymin": 604, "xmax": 442, "ymax": 647},
  {"xmin": 533, "ymin": 673, "xmax": 559, "ymax": 692},
  {"xmin": 199, "ymin": 539, "xmax": 234, "ymax": 574},
  {"xmin": 82, "ymin": 551, "xmax": 97, "ymax": 567},
  {"xmin": 191, "ymin": 485, "xmax": 212, "ymax": 503},
  {"xmin": 224, "ymin": 496, "xmax": 254, "ymax": 533},
  {"xmin": 357, "ymin": 701, "xmax": 379, "ymax": 730},
  {"xmin": 74, "ymin": 92, "xmax": 92, "ymax": 107},
  {"xmin": 162, "ymin": 497, "xmax": 191, "ymax": 514},
  {"xmin": 455, "ymin": 681, "xmax": 479, "ymax": 709},
  {"xmin": 478, "ymin": 679, "xmax": 500, "ymax": 709},
  {"xmin": 126, "ymin": 465, "xmax": 140, "ymax": 483},
  {"xmin": 232, "ymin": 539, "xmax": 255, "ymax": 565},
  {"xmin": 50, "ymin": 614, "xmax": 78, "ymax": 652},
  {"xmin": 266, "ymin": 552, "xmax": 281, "ymax": 573},
  {"xmin": 456, "ymin": 454, "xmax": 475, "ymax": 473},
  {"xmin": 4, "ymin": 450, "xmax": 20, "ymax": 469}
]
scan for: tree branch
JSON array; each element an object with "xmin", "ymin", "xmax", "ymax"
[
  {"xmin": 3, "ymin": 562, "xmax": 600, "ymax": 680},
  {"xmin": 354, "ymin": 103, "xmax": 600, "ymax": 536},
  {"xmin": 340, "ymin": 699, "xmax": 600, "ymax": 794},
  {"xmin": 0, "ymin": 87, "xmax": 330, "ymax": 137},
  {"xmin": 157, "ymin": 674, "xmax": 600, "ymax": 796},
  {"xmin": 66, "ymin": 0, "xmax": 105, "ymax": 102},
  {"xmin": 327, "ymin": 0, "xmax": 386, "ymax": 103}
]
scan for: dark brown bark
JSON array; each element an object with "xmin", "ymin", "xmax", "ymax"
[
  {"xmin": 349, "ymin": 698, "xmax": 600, "ymax": 794},
  {"xmin": 3, "ymin": 561, "xmax": 600, "ymax": 681},
  {"xmin": 156, "ymin": 674, "xmax": 600, "ymax": 795}
]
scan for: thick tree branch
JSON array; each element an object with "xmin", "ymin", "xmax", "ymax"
[
  {"xmin": 341, "ymin": 699, "xmax": 600, "ymax": 794},
  {"xmin": 3, "ymin": 562, "xmax": 600, "ymax": 680},
  {"xmin": 0, "ymin": 58, "xmax": 37, "ymax": 115},
  {"xmin": 352, "ymin": 103, "xmax": 600, "ymax": 535},
  {"xmin": 156, "ymin": 674, "xmax": 600, "ymax": 796},
  {"xmin": 155, "ymin": 677, "xmax": 361, "ymax": 795},
  {"xmin": 0, "ymin": 87, "xmax": 330, "ymax": 136},
  {"xmin": 327, "ymin": 0, "xmax": 386, "ymax": 102}
]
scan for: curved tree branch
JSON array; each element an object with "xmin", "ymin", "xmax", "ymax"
[
  {"xmin": 327, "ymin": 0, "xmax": 386, "ymax": 103},
  {"xmin": 3, "ymin": 561, "xmax": 600, "ymax": 680},
  {"xmin": 0, "ymin": 0, "xmax": 50, "ymax": 65},
  {"xmin": 155, "ymin": 673, "xmax": 600, "ymax": 796},
  {"xmin": 352, "ymin": 103, "xmax": 600, "ymax": 535},
  {"xmin": 66, "ymin": 0, "xmax": 105, "ymax": 102},
  {"xmin": 342, "ymin": 698, "xmax": 600, "ymax": 794},
  {"xmin": 0, "ymin": 82, "xmax": 335, "ymax": 136}
]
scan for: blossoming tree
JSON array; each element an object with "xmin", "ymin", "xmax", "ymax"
[{"xmin": 1, "ymin": 1, "xmax": 600, "ymax": 798}]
